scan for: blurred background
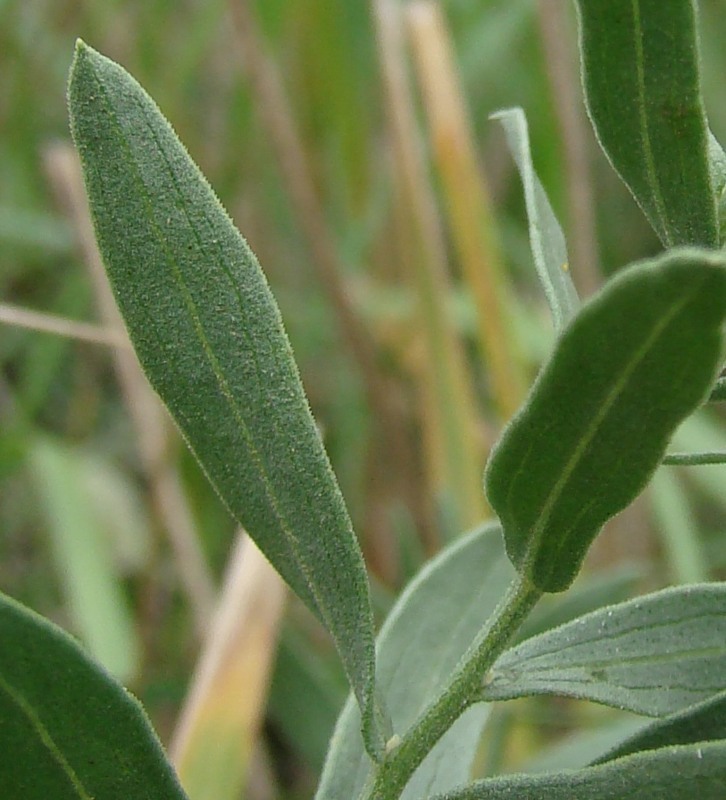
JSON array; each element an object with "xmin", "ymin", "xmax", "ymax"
[{"xmin": 2, "ymin": 1, "xmax": 726, "ymax": 797}]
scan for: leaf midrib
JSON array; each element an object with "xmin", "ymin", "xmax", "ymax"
[
  {"xmin": 631, "ymin": 0, "xmax": 672, "ymax": 245},
  {"xmin": 0, "ymin": 673, "xmax": 93, "ymax": 799},
  {"xmin": 522, "ymin": 277, "xmax": 705, "ymax": 574}
]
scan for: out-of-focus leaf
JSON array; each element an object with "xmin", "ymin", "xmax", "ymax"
[
  {"xmin": 492, "ymin": 107, "xmax": 579, "ymax": 329},
  {"xmin": 485, "ymin": 249, "xmax": 726, "ymax": 592},
  {"xmin": 595, "ymin": 690, "xmax": 726, "ymax": 763},
  {"xmin": 709, "ymin": 133, "xmax": 726, "ymax": 245},
  {"xmin": 482, "ymin": 585, "xmax": 726, "ymax": 716},
  {"xmin": 431, "ymin": 742, "xmax": 726, "ymax": 799},
  {"xmin": 170, "ymin": 537, "xmax": 285, "ymax": 800},
  {"xmin": 650, "ymin": 468, "xmax": 707, "ymax": 583},
  {"xmin": 268, "ymin": 627, "xmax": 347, "ymax": 774},
  {"xmin": 67, "ymin": 41, "xmax": 382, "ymax": 754},
  {"xmin": 28, "ymin": 436, "xmax": 140, "ymax": 682},
  {"xmin": 575, "ymin": 0, "xmax": 718, "ymax": 248},
  {"xmin": 0, "ymin": 592, "xmax": 188, "ymax": 799},
  {"xmin": 671, "ymin": 411, "xmax": 726, "ymax": 510},
  {"xmin": 521, "ymin": 717, "xmax": 647, "ymax": 774},
  {"xmin": 315, "ymin": 524, "xmax": 516, "ymax": 800}
]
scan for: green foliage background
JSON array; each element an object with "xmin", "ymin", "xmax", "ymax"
[{"xmin": 2, "ymin": 0, "xmax": 726, "ymax": 795}]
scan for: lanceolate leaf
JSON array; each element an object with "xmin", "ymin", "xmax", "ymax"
[
  {"xmin": 485, "ymin": 249, "xmax": 726, "ymax": 592},
  {"xmin": 575, "ymin": 0, "xmax": 718, "ymax": 248},
  {"xmin": 594, "ymin": 690, "xmax": 726, "ymax": 764},
  {"xmin": 67, "ymin": 41, "xmax": 382, "ymax": 754},
  {"xmin": 316, "ymin": 525, "xmax": 516, "ymax": 800},
  {"xmin": 0, "ymin": 592, "xmax": 188, "ymax": 799},
  {"xmin": 482, "ymin": 585, "xmax": 726, "ymax": 715},
  {"xmin": 431, "ymin": 742, "xmax": 726, "ymax": 799},
  {"xmin": 491, "ymin": 107, "xmax": 579, "ymax": 329}
]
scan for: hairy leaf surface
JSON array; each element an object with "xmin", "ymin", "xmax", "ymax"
[
  {"xmin": 483, "ymin": 585, "xmax": 726, "ymax": 715},
  {"xmin": 432, "ymin": 742, "xmax": 726, "ymax": 799},
  {"xmin": 67, "ymin": 41, "xmax": 382, "ymax": 753},
  {"xmin": 316, "ymin": 525, "xmax": 515, "ymax": 800},
  {"xmin": 595, "ymin": 691, "xmax": 726, "ymax": 764}
]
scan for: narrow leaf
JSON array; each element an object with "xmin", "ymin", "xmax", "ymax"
[
  {"xmin": 0, "ymin": 592, "xmax": 188, "ymax": 799},
  {"xmin": 28, "ymin": 437, "xmax": 140, "ymax": 683},
  {"xmin": 315, "ymin": 524, "xmax": 516, "ymax": 800},
  {"xmin": 485, "ymin": 249, "xmax": 726, "ymax": 592},
  {"xmin": 482, "ymin": 585, "xmax": 726, "ymax": 716},
  {"xmin": 431, "ymin": 742, "xmax": 726, "ymax": 800},
  {"xmin": 67, "ymin": 41, "xmax": 382, "ymax": 754},
  {"xmin": 595, "ymin": 690, "xmax": 726, "ymax": 764},
  {"xmin": 491, "ymin": 107, "xmax": 579, "ymax": 329},
  {"xmin": 575, "ymin": 0, "xmax": 718, "ymax": 248}
]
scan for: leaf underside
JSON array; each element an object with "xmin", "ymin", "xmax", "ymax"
[
  {"xmin": 432, "ymin": 741, "xmax": 726, "ymax": 799},
  {"xmin": 484, "ymin": 584, "xmax": 726, "ymax": 716},
  {"xmin": 316, "ymin": 524, "xmax": 516, "ymax": 800}
]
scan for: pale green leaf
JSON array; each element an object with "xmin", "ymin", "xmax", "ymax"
[
  {"xmin": 516, "ymin": 564, "xmax": 642, "ymax": 643},
  {"xmin": 67, "ymin": 41, "xmax": 382, "ymax": 753},
  {"xmin": 650, "ymin": 468, "xmax": 707, "ymax": 583},
  {"xmin": 595, "ymin": 691, "xmax": 726, "ymax": 764},
  {"xmin": 0, "ymin": 592, "xmax": 188, "ymax": 799},
  {"xmin": 28, "ymin": 437, "xmax": 140, "ymax": 683},
  {"xmin": 491, "ymin": 107, "xmax": 579, "ymax": 329},
  {"xmin": 432, "ymin": 742, "xmax": 726, "ymax": 799},
  {"xmin": 315, "ymin": 524, "xmax": 516, "ymax": 800},
  {"xmin": 485, "ymin": 249, "xmax": 726, "ymax": 592},
  {"xmin": 575, "ymin": 0, "xmax": 718, "ymax": 247},
  {"xmin": 482, "ymin": 585, "xmax": 726, "ymax": 716}
]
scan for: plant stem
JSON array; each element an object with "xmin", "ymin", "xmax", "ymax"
[
  {"xmin": 362, "ymin": 575, "xmax": 541, "ymax": 800},
  {"xmin": 662, "ymin": 451, "xmax": 726, "ymax": 466}
]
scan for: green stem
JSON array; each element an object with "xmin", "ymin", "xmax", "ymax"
[
  {"xmin": 662, "ymin": 450, "xmax": 726, "ymax": 466},
  {"xmin": 362, "ymin": 575, "xmax": 541, "ymax": 800}
]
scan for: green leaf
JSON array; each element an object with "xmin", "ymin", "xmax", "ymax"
[
  {"xmin": 482, "ymin": 585, "xmax": 726, "ymax": 716},
  {"xmin": 315, "ymin": 524, "xmax": 516, "ymax": 800},
  {"xmin": 516, "ymin": 564, "xmax": 642, "ymax": 643},
  {"xmin": 485, "ymin": 249, "xmax": 726, "ymax": 592},
  {"xmin": 650, "ymin": 468, "xmax": 707, "ymax": 583},
  {"xmin": 491, "ymin": 107, "xmax": 579, "ymax": 329},
  {"xmin": 0, "ymin": 592, "xmax": 188, "ymax": 799},
  {"xmin": 709, "ymin": 133, "xmax": 726, "ymax": 245},
  {"xmin": 28, "ymin": 437, "xmax": 141, "ymax": 683},
  {"xmin": 575, "ymin": 0, "xmax": 718, "ymax": 248},
  {"xmin": 431, "ymin": 742, "xmax": 726, "ymax": 799},
  {"xmin": 595, "ymin": 690, "xmax": 726, "ymax": 764},
  {"xmin": 67, "ymin": 41, "xmax": 383, "ymax": 755}
]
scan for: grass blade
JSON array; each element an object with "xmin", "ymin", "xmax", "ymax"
[{"xmin": 483, "ymin": 585, "xmax": 726, "ymax": 715}]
